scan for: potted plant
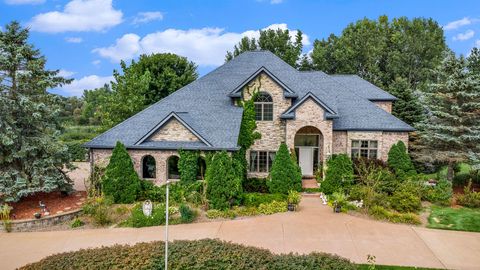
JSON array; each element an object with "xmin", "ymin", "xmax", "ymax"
[
  {"xmin": 331, "ymin": 192, "xmax": 346, "ymax": 213},
  {"xmin": 287, "ymin": 190, "xmax": 301, "ymax": 211},
  {"xmin": 34, "ymin": 212, "xmax": 41, "ymax": 219}
]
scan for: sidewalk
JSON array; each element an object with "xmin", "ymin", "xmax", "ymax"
[{"xmin": 1, "ymin": 196, "xmax": 479, "ymax": 270}]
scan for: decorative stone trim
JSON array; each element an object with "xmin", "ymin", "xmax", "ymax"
[{"xmin": 1, "ymin": 209, "xmax": 82, "ymax": 232}]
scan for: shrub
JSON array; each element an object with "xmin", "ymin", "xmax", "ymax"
[
  {"xmin": 268, "ymin": 143, "xmax": 302, "ymax": 194},
  {"xmin": 20, "ymin": 239, "xmax": 357, "ymax": 270},
  {"xmin": 329, "ymin": 192, "xmax": 348, "ymax": 208},
  {"xmin": 139, "ymin": 180, "xmax": 165, "ymax": 202},
  {"xmin": 124, "ymin": 203, "xmax": 166, "ymax": 228},
  {"xmin": 178, "ymin": 150, "xmax": 199, "ymax": 184},
  {"xmin": 179, "ymin": 204, "xmax": 196, "ymax": 223},
  {"xmin": 205, "ymin": 151, "xmax": 243, "ymax": 210},
  {"xmin": 387, "ymin": 141, "xmax": 416, "ymax": 179},
  {"xmin": 102, "ymin": 141, "xmax": 141, "ymax": 203},
  {"xmin": 0, "ymin": 204, "xmax": 12, "ymax": 232},
  {"xmin": 457, "ymin": 181, "xmax": 480, "ymax": 208},
  {"xmin": 66, "ymin": 141, "xmax": 88, "ymax": 161},
  {"xmin": 82, "ymin": 197, "xmax": 113, "ymax": 226},
  {"xmin": 70, "ymin": 218, "xmax": 84, "ymax": 228},
  {"xmin": 369, "ymin": 205, "xmax": 421, "ymax": 225},
  {"xmin": 287, "ymin": 190, "xmax": 301, "ymax": 205},
  {"xmin": 389, "ymin": 181, "xmax": 422, "ymax": 213},
  {"xmin": 422, "ymin": 179, "xmax": 452, "ymax": 206},
  {"xmin": 242, "ymin": 178, "xmax": 269, "ymax": 193},
  {"xmin": 322, "ymin": 154, "xmax": 354, "ymax": 194},
  {"xmin": 242, "ymin": 192, "xmax": 287, "ymax": 207},
  {"xmin": 86, "ymin": 165, "xmax": 105, "ymax": 198},
  {"xmin": 206, "ymin": 209, "xmax": 230, "ymax": 219},
  {"xmin": 257, "ymin": 201, "xmax": 288, "ymax": 215}
]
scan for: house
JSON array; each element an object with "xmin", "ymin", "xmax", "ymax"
[{"xmin": 85, "ymin": 50, "xmax": 414, "ymax": 184}]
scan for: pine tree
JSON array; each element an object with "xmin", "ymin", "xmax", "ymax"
[
  {"xmin": 387, "ymin": 141, "xmax": 416, "ymax": 178},
  {"xmin": 388, "ymin": 77, "xmax": 425, "ymax": 126},
  {"xmin": 205, "ymin": 151, "xmax": 242, "ymax": 210},
  {"xmin": 321, "ymin": 154, "xmax": 354, "ymax": 194},
  {"xmin": 418, "ymin": 51, "xmax": 480, "ymax": 180},
  {"xmin": 268, "ymin": 143, "xmax": 302, "ymax": 194},
  {"xmin": 102, "ymin": 142, "xmax": 141, "ymax": 203},
  {"xmin": 0, "ymin": 21, "xmax": 73, "ymax": 202}
]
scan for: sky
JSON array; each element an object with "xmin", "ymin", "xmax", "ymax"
[{"xmin": 1, "ymin": 0, "xmax": 480, "ymax": 97}]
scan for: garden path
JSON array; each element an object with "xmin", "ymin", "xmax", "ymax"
[{"xmin": 1, "ymin": 196, "xmax": 479, "ymax": 270}]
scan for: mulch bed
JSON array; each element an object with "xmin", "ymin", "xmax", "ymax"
[{"xmin": 8, "ymin": 191, "xmax": 86, "ymax": 220}]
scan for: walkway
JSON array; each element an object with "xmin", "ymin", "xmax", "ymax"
[{"xmin": 1, "ymin": 196, "xmax": 480, "ymax": 270}]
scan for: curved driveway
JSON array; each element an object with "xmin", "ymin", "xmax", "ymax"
[{"xmin": 1, "ymin": 196, "xmax": 479, "ymax": 270}]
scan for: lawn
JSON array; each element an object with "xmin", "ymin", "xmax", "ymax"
[{"xmin": 427, "ymin": 205, "xmax": 480, "ymax": 232}]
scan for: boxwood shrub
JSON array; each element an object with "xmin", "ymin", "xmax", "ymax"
[{"xmin": 20, "ymin": 239, "xmax": 357, "ymax": 270}]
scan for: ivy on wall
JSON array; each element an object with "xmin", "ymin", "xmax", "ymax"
[{"xmin": 178, "ymin": 149, "xmax": 200, "ymax": 184}]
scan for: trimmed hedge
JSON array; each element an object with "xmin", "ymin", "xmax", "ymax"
[{"xmin": 20, "ymin": 239, "xmax": 357, "ymax": 270}]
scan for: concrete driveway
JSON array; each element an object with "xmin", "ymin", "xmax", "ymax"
[{"xmin": 1, "ymin": 196, "xmax": 479, "ymax": 270}]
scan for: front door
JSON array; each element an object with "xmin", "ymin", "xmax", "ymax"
[{"xmin": 299, "ymin": 147, "xmax": 313, "ymax": 176}]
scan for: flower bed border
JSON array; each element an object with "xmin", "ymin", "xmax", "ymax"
[{"xmin": 1, "ymin": 209, "xmax": 82, "ymax": 232}]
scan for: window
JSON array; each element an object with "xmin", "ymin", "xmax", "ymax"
[
  {"xmin": 249, "ymin": 151, "xmax": 276, "ymax": 173},
  {"xmin": 351, "ymin": 140, "xmax": 378, "ymax": 159},
  {"xmin": 142, "ymin": 155, "xmax": 156, "ymax": 179},
  {"xmin": 167, "ymin": 156, "xmax": 180, "ymax": 179},
  {"xmin": 254, "ymin": 92, "xmax": 273, "ymax": 121}
]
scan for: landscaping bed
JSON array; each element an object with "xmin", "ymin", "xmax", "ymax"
[
  {"xmin": 7, "ymin": 191, "xmax": 86, "ymax": 220},
  {"xmin": 19, "ymin": 239, "xmax": 357, "ymax": 270}
]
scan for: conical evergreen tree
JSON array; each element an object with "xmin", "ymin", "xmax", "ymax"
[
  {"xmin": 388, "ymin": 77, "xmax": 425, "ymax": 126},
  {"xmin": 387, "ymin": 141, "xmax": 416, "ymax": 178},
  {"xmin": 0, "ymin": 21, "xmax": 73, "ymax": 202},
  {"xmin": 268, "ymin": 143, "xmax": 302, "ymax": 194},
  {"xmin": 102, "ymin": 141, "xmax": 141, "ymax": 203},
  {"xmin": 418, "ymin": 51, "xmax": 480, "ymax": 180}
]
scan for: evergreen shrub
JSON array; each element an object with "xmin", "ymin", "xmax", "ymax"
[
  {"xmin": 322, "ymin": 154, "xmax": 354, "ymax": 194},
  {"xmin": 268, "ymin": 143, "xmax": 302, "ymax": 194}
]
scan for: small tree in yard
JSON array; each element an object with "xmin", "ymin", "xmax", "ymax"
[
  {"xmin": 268, "ymin": 143, "xmax": 302, "ymax": 194},
  {"xmin": 102, "ymin": 141, "xmax": 141, "ymax": 203},
  {"xmin": 206, "ymin": 151, "xmax": 242, "ymax": 210},
  {"xmin": 322, "ymin": 154, "xmax": 354, "ymax": 194},
  {"xmin": 387, "ymin": 141, "xmax": 416, "ymax": 179}
]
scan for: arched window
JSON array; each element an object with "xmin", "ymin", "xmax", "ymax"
[
  {"xmin": 254, "ymin": 92, "xmax": 273, "ymax": 121},
  {"xmin": 197, "ymin": 156, "xmax": 207, "ymax": 180},
  {"xmin": 142, "ymin": 155, "xmax": 156, "ymax": 179},
  {"xmin": 167, "ymin": 156, "xmax": 180, "ymax": 180}
]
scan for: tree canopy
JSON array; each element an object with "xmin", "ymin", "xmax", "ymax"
[
  {"xmin": 225, "ymin": 28, "xmax": 304, "ymax": 68},
  {"xmin": 0, "ymin": 21, "xmax": 73, "ymax": 202}
]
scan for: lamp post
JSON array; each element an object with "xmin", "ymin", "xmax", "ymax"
[{"xmin": 165, "ymin": 180, "xmax": 169, "ymax": 270}]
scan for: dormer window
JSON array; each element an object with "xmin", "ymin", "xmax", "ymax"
[{"xmin": 254, "ymin": 92, "xmax": 273, "ymax": 121}]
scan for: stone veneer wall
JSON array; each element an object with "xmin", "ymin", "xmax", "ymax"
[
  {"xmin": 285, "ymin": 98, "xmax": 333, "ymax": 164},
  {"xmin": 343, "ymin": 131, "xmax": 409, "ymax": 161},
  {"xmin": 0, "ymin": 209, "xmax": 82, "ymax": 232},
  {"xmin": 373, "ymin": 101, "xmax": 393, "ymax": 113},
  {"xmin": 332, "ymin": 131, "xmax": 348, "ymax": 154},
  {"xmin": 91, "ymin": 149, "xmax": 178, "ymax": 185},
  {"xmin": 243, "ymin": 72, "xmax": 292, "ymax": 178},
  {"xmin": 147, "ymin": 118, "xmax": 199, "ymax": 142}
]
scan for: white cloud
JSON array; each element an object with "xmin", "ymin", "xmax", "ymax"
[
  {"xmin": 59, "ymin": 75, "xmax": 113, "ymax": 96},
  {"xmin": 444, "ymin": 17, "xmax": 473, "ymax": 30},
  {"xmin": 29, "ymin": 0, "xmax": 122, "ymax": 33},
  {"xmin": 92, "ymin": 33, "xmax": 141, "ymax": 63},
  {"xmin": 5, "ymin": 0, "xmax": 44, "ymax": 4},
  {"xmin": 93, "ymin": 23, "xmax": 310, "ymax": 66},
  {"xmin": 453, "ymin": 30, "xmax": 475, "ymax": 41},
  {"xmin": 58, "ymin": 69, "xmax": 76, "ymax": 77},
  {"xmin": 133, "ymin": 11, "xmax": 163, "ymax": 24},
  {"xmin": 92, "ymin": 60, "xmax": 101, "ymax": 66},
  {"xmin": 65, "ymin": 37, "xmax": 83, "ymax": 43},
  {"xmin": 270, "ymin": 0, "xmax": 283, "ymax": 4}
]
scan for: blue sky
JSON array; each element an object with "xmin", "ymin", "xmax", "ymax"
[{"xmin": 1, "ymin": 0, "xmax": 479, "ymax": 97}]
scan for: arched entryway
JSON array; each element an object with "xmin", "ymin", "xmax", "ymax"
[
  {"xmin": 142, "ymin": 155, "xmax": 156, "ymax": 179},
  {"xmin": 167, "ymin": 156, "xmax": 180, "ymax": 180},
  {"xmin": 294, "ymin": 126, "xmax": 323, "ymax": 177}
]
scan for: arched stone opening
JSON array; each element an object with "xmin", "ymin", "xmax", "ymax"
[
  {"xmin": 167, "ymin": 155, "xmax": 180, "ymax": 180},
  {"xmin": 197, "ymin": 156, "xmax": 207, "ymax": 180},
  {"xmin": 142, "ymin": 155, "xmax": 156, "ymax": 179},
  {"xmin": 294, "ymin": 126, "xmax": 323, "ymax": 177}
]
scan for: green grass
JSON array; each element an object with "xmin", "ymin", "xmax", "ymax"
[
  {"xmin": 427, "ymin": 205, "xmax": 480, "ymax": 232},
  {"xmin": 424, "ymin": 162, "xmax": 472, "ymax": 180},
  {"xmin": 358, "ymin": 265, "xmax": 441, "ymax": 270}
]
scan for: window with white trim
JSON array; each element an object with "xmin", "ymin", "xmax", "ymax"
[
  {"xmin": 254, "ymin": 92, "xmax": 273, "ymax": 121},
  {"xmin": 351, "ymin": 140, "xmax": 378, "ymax": 159},
  {"xmin": 249, "ymin": 151, "xmax": 276, "ymax": 173}
]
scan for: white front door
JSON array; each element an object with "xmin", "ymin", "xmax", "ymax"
[{"xmin": 299, "ymin": 147, "xmax": 313, "ymax": 176}]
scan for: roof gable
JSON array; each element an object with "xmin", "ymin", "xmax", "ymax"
[
  {"xmin": 135, "ymin": 112, "xmax": 212, "ymax": 146},
  {"xmin": 281, "ymin": 92, "xmax": 337, "ymax": 119},
  {"xmin": 228, "ymin": 66, "xmax": 298, "ymax": 98}
]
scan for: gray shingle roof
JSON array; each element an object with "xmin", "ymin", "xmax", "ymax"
[{"xmin": 85, "ymin": 50, "xmax": 413, "ymax": 150}]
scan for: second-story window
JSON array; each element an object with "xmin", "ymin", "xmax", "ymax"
[{"xmin": 254, "ymin": 92, "xmax": 273, "ymax": 121}]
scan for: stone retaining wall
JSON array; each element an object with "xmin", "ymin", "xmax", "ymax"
[{"xmin": 0, "ymin": 209, "xmax": 82, "ymax": 233}]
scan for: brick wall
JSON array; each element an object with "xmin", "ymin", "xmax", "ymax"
[
  {"xmin": 332, "ymin": 131, "xmax": 347, "ymax": 154},
  {"xmin": 346, "ymin": 131, "xmax": 409, "ymax": 161}
]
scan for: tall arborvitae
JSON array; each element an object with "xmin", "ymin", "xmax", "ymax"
[
  {"xmin": 418, "ymin": 51, "xmax": 480, "ymax": 180},
  {"xmin": 0, "ymin": 22, "xmax": 73, "ymax": 202}
]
